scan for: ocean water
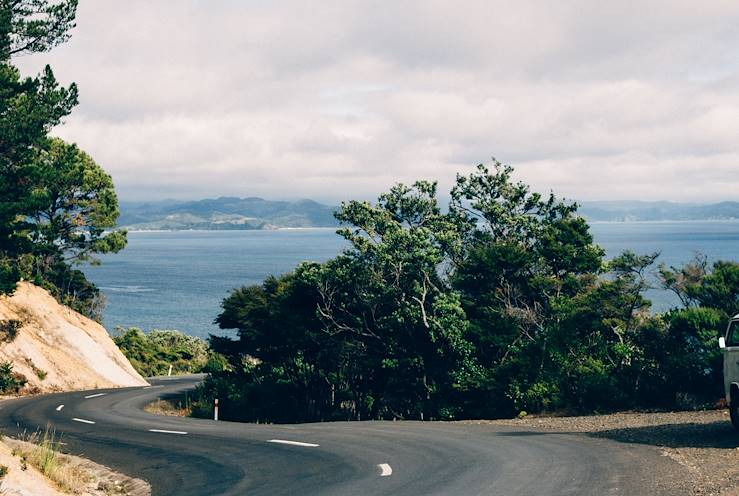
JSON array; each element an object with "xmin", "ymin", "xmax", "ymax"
[
  {"xmin": 86, "ymin": 229, "xmax": 346, "ymax": 339},
  {"xmin": 85, "ymin": 222, "xmax": 739, "ymax": 339}
]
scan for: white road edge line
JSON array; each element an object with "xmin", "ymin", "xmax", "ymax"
[
  {"xmin": 148, "ymin": 429, "xmax": 188, "ymax": 435},
  {"xmin": 55, "ymin": 404, "xmax": 64, "ymax": 411},
  {"xmin": 72, "ymin": 418, "xmax": 95, "ymax": 424},
  {"xmin": 267, "ymin": 439, "xmax": 320, "ymax": 448},
  {"xmin": 378, "ymin": 463, "xmax": 393, "ymax": 477},
  {"xmin": 84, "ymin": 393, "xmax": 106, "ymax": 399}
]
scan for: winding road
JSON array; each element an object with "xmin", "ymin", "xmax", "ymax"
[{"xmin": 0, "ymin": 375, "xmax": 685, "ymax": 495}]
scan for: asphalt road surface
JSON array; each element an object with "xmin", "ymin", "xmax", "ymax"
[{"xmin": 0, "ymin": 375, "xmax": 686, "ymax": 495}]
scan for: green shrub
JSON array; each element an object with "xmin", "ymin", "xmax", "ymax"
[
  {"xmin": 23, "ymin": 358, "xmax": 47, "ymax": 382},
  {"xmin": 203, "ymin": 353, "xmax": 228, "ymax": 373},
  {"xmin": 638, "ymin": 307, "xmax": 725, "ymax": 406},
  {"xmin": 0, "ymin": 362, "xmax": 27, "ymax": 394},
  {"xmin": 199, "ymin": 163, "xmax": 739, "ymax": 422},
  {"xmin": 114, "ymin": 327, "xmax": 225, "ymax": 377},
  {"xmin": 0, "ymin": 319, "xmax": 22, "ymax": 342}
]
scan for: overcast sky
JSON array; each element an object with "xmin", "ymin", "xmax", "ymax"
[{"xmin": 14, "ymin": 1, "xmax": 739, "ymax": 203}]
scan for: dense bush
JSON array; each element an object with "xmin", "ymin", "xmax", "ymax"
[
  {"xmin": 114, "ymin": 328, "xmax": 223, "ymax": 377},
  {"xmin": 0, "ymin": 362, "xmax": 27, "ymax": 394},
  {"xmin": 0, "ymin": 320, "xmax": 21, "ymax": 342},
  {"xmin": 195, "ymin": 162, "xmax": 739, "ymax": 423}
]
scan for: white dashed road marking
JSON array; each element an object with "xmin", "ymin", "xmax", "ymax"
[
  {"xmin": 148, "ymin": 429, "xmax": 188, "ymax": 435},
  {"xmin": 267, "ymin": 439, "xmax": 320, "ymax": 448},
  {"xmin": 55, "ymin": 405, "xmax": 64, "ymax": 411},
  {"xmin": 72, "ymin": 418, "xmax": 96, "ymax": 424},
  {"xmin": 84, "ymin": 393, "xmax": 106, "ymax": 399},
  {"xmin": 378, "ymin": 463, "xmax": 393, "ymax": 477}
]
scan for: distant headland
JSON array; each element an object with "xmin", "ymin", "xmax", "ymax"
[
  {"xmin": 118, "ymin": 197, "xmax": 340, "ymax": 230},
  {"xmin": 117, "ymin": 197, "xmax": 739, "ymax": 230}
]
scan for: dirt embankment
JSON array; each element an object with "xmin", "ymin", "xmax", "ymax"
[
  {"xmin": 0, "ymin": 283, "xmax": 150, "ymax": 494},
  {"xmin": 0, "ymin": 282, "xmax": 147, "ymax": 393},
  {"xmin": 0, "ymin": 437, "xmax": 150, "ymax": 496},
  {"xmin": 470, "ymin": 409, "xmax": 739, "ymax": 495}
]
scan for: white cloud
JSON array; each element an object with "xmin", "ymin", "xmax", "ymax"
[{"xmin": 15, "ymin": 0, "xmax": 739, "ymax": 202}]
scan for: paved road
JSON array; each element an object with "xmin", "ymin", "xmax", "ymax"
[{"xmin": 0, "ymin": 376, "xmax": 685, "ymax": 495}]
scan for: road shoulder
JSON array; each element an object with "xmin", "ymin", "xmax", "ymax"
[
  {"xmin": 1, "ymin": 437, "xmax": 150, "ymax": 496},
  {"xmin": 465, "ymin": 409, "xmax": 738, "ymax": 495}
]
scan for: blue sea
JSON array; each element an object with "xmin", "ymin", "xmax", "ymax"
[{"xmin": 84, "ymin": 222, "xmax": 739, "ymax": 339}]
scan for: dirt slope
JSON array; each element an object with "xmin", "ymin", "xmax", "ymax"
[{"xmin": 0, "ymin": 282, "xmax": 147, "ymax": 392}]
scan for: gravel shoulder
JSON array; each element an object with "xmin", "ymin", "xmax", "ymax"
[{"xmin": 467, "ymin": 409, "xmax": 738, "ymax": 495}]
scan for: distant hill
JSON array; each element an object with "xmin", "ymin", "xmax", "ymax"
[
  {"xmin": 578, "ymin": 201, "xmax": 739, "ymax": 222},
  {"xmin": 118, "ymin": 197, "xmax": 339, "ymax": 230},
  {"xmin": 117, "ymin": 197, "xmax": 739, "ymax": 230}
]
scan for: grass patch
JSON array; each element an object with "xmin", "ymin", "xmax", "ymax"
[
  {"xmin": 24, "ymin": 357, "xmax": 47, "ymax": 381},
  {"xmin": 144, "ymin": 394, "xmax": 193, "ymax": 417},
  {"xmin": 14, "ymin": 427, "xmax": 92, "ymax": 493},
  {"xmin": 5, "ymin": 430, "xmax": 149, "ymax": 495}
]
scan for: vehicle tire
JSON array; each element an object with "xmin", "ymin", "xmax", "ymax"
[{"xmin": 730, "ymin": 402, "xmax": 739, "ymax": 430}]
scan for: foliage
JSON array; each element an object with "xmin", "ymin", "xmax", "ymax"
[
  {"xmin": 32, "ymin": 427, "xmax": 60, "ymax": 479},
  {"xmin": 0, "ymin": 0, "xmax": 78, "ymax": 59},
  {"xmin": 24, "ymin": 357, "xmax": 47, "ymax": 381},
  {"xmin": 199, "ymin": 161, "xmax": 738, "ymax": 423},
  {"xmin": 661, "ymin": 257, "xmax": 739, "ymax": 318},
  {"xmin": 114, "ymin": 328, "xmax": 222, "ymax": 378},
  {"xmin": 0, "ymin": 361, "xmax": 26, "ymax": 393},
  {"xmin": 15, "ymin": 137, "xmax": 127, "ymax": 319},
  {"xmin": 27, "ymin": 138, "xmax": 127, "ymax": 263},
  {"xmin": 18, "ymin": 427, "xmax": 90, "ymax": 493},
  {"xmin": 0, "ymin": 319, "xmax": 21, "ymax": 342},
  {"xmin": 0, "ymin": 63, "xmax": 78, "ymax": 295},
  {"xmin": 450, "ymin": 162, "xmax": 608, "ymax": 416},
  {"xmin": 202, "ymin": 182, "xmax": 479, "ymax": 422},
  {"xmin": 0, "ymin": 0, "xmax": 125, "ymax": 319},
  {"xmin": 646, "ymin": 307, "xmax": 725, "ymax": 405}
]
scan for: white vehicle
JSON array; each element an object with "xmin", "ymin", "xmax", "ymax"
[{"xmin": 719, "ymin": 314, "xmax": 739, "ymax": 429}]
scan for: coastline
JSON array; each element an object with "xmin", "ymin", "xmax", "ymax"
[
  {"xmin": 122, "ymin": 220, "xmax": 739, "ymax": 233},
  {"xmin": 589, "ymin": 219, "xmax": 739, "ymax": 224},
  {"xmin": 124, "ymin": 227, "xmax": 339, "ymax": 233}
]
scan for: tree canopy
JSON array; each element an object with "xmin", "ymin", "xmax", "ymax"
[
  {"xmin": 0, "ymin": 0, "xmax": 125, "ymax": 317},
  {"xmin": 198, "ymin": 162, "xmax": 738, "ymax": 423},
  {"xmin": 0, "ymin": 0, "xmax": 78, "ymax": 59}
]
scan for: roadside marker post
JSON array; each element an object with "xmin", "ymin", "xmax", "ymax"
[
  {"xmin": 214, "ymin": 398, "xmax": 219, "ymax": 421},
  {"xmin": 167, "ymin": 364, "xmax": 173, "ymax": 377}
]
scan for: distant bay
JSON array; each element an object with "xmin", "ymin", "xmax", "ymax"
[
  {"xmin": 86, "ymin": 229, "xmax": 345, "ymax": 339},
  {"xmin": 85, "ymin": 222, "xmax": 739, "ymax": 339}
]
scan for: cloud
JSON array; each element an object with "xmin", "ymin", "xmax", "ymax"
[{"xmin": 14, "ymin": 0, "xmax": 739, "ymax": 202}]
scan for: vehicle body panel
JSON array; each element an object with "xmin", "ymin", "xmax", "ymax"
[{"xmin": 722, "ymin": 315, "xmax": 739, "ymax": 404}]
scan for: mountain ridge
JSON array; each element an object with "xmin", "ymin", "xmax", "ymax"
[
  {"xmin": 578, "ymin": 200, "xmax": 739, "ymax": 222},
  {"xmin": 116, "ymin": 197, "xmax": 739, "ymax": 230},
  {"xmin": 118, "ymin": 196, "xmax": 340, "ymax": 230}
]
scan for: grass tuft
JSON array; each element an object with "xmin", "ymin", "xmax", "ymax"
[
  {"xmin": 17, "ymin": 426, "xmax": 92, "ymax": 492},
  {"xmin": 144, "ymin": 394, "xmax": 192, "ymax": 417}
]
